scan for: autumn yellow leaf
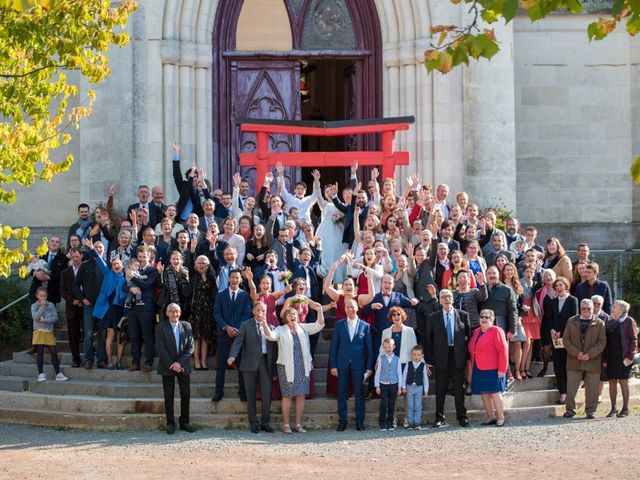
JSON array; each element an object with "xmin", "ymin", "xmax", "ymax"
[
  {"xmin": 424, "ymin": 49, "xmax": 439, "ymax": 62},
  {"xmin": 438, "ymin": 52, "xmax": 453, "ymax": 73}
]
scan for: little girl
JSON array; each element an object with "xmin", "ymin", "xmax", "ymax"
[{"xmin": 31, "ymin": 287, "xmax": 68, "ymax": 382}]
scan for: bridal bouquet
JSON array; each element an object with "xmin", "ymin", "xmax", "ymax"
[
  {"xmin": 331, "ymin": 211, "xmax": 345, "ymax": 224},
  {"xmin": 279, "ymin": 270, "xmax": 293, "ymax": 283}
]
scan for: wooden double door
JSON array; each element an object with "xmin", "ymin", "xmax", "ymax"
[{"xmin": 224, "ymin": 57, "xmax": 365, "ymax": 191}]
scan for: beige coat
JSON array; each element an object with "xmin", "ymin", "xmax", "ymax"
[
  {"xmin": 563, "ymin": 315, "xmax": 606, "ymax": 373},
  {"xmin": 265, "ymin": 322, "xmax": 324, "ymax": 383}
]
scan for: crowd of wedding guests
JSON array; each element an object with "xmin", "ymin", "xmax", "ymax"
[{"xmin": 27, "ymin": 144, "xmax": 638, "ymax": 434}]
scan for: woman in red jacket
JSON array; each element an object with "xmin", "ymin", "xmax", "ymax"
[{"xmin": 469, "ymin": 309, "xmax": 509, "ymax": 427}]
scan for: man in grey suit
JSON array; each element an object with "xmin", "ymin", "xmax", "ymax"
[
  {"xmin": 156, "ymin": 303, "xmax": 194, "ymax": 434},
  {"xmin": 483, "ymin": 232, "xmax": 516, "ymax": 267},
  {"xmin": 228, "ymin": 301, "xmax": 274, "ymax": 434}
]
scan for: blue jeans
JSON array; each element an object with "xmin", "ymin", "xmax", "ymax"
[
  {"xmin": 378, "ymin": 383, "xmax": 398, "ymax": 428},
  {"xmin": 405, "ymin": 384, "xmax": 424, "ymax": 426},
  {"xmin": 83, "ymin": 304, "xmax": 106, "ymax": 365},
  {"xmin": 338, "ymin": 366, "xmax": 365, "ymax": 424}
]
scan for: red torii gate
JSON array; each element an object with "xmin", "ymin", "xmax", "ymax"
[{"xmin": 236, "ymin": 116, "xmax": 415, "ymax": 190}]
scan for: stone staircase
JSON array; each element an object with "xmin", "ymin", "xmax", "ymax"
[{"xmin": 0, "ymin": 325, "xmax": 638, "ymax": 430}]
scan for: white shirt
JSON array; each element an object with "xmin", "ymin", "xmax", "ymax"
[{"xmin": 347, "ymin": 317, "xmax": 358, "ymax": 341}]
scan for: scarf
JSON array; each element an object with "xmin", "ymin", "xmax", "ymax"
[
  {"xmin": 166, "ymin": 267, "xmax": 181, "ymax": 304},
  {"xmin": 606, "ymin": 314, "xmax": 626, "ymax": 333},
  {"xmin": 75, "ymin": 217, "xmax": 93, "ymax": 238}
]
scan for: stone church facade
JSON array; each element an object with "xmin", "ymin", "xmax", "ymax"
[{"xmin": 3, "ymin": 0, "xmax": 639, "ymax": 248}]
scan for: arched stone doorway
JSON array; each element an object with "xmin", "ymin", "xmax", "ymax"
[{"xmin": 212, "ymin": 0, "xmax": 383, "ymax": 191}]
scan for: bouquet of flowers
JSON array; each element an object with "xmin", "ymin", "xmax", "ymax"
[
  {"xmin": 289, "ymin": 295, "xmax": 309, "ymax": 305},
  {"xmin": 331, "ymin": 211, "xmax": 345, "ymax": 224},
  {"xmin": 279, "ymin": 270, "xmax": 293, "ymax": 284}
]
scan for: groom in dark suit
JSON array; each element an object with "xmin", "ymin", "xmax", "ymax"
[
  {"xmin": 330, "ymin": 298, "xmax": 374, "ymax": 431},
  {"xmin": 425, "ymin": 289, "xmax": 471, "ymax": 428},
  {"xmin": 156, "ymin": 303, "xmax": 194, "ymax": 434},
  {"xmin": 228, "ymin": 301, "xmax": 274, "ymax": 434},
  {"xmin": 213, "ymin": 269, "xmax": 252, "ymax": 402}
]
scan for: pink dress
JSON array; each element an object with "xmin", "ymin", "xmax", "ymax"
[
  {"xmin": 521, "ymin": 284, "xmax": 541, "ymax": 339},
  {"xmin": 259, "ymin": 294, "xmax": 279, "ymax": 327}
]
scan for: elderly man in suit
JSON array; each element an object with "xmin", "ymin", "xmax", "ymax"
[
  {"xmin": 562, "ymin": 299, "xmax": 606, "ymax": 419},
  {"xmin": 228, "ymin": 301, "xmax": 275, "ymax": 434},
  {"xmin": 212, "ymin": 269, "xmax": 253, "ymax": 402},
  {"xmin": 127, "ymin": 185, "xmax": 162, "ymax": 229},
  {"xmin": 425, "ymin": 289, "xmax": 471, "ymax": 428},
  {"xmin": 330, "ymin": 298, "xmax": 374, "ymax": 432},
  {"xmin": 156, "ymin": 303, "xmax": 194, "ymax": 434}
]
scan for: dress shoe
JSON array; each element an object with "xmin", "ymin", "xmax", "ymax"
[
  {"xmin": 84, "ymin": 361, "xmax": 94, "ymax": 370},
  {"xmin": 432, "ymin": 419, "xmax": 446, "ymax": 428},
  {"xmin": 71, "ymin": 362, "xmax": 81, "ymax": 368},
  {"xmin": 606, "ymin": 408, "xmax": 618, "ymax": 418},
  {"xmin": 585, "ymin": 413, "xmax": 595, "ymax": 420},
  {"xmin": 128, "ymin": 363, "xmax": 140, "ymax": 372},
  {"xmin": 97, "ymin": 362, "xmax": 107, "ymax": 369},
  {"xmin": 260, "ymin": 424, "xmax": 274, "ymax": 433},
  {"xmin": 144, "ymin": 364, "xmax": 153, "ymax": 373},
  {"xmin": 239, "ymin": 394, "xmax": 247, "ymax": 402},
  {"xmin": 180, "ymin": 423, "xmax": 195, "ymax": 433},
  {"xmin": 459, "ymin": 417, "xmax": 470, "ymax": 428},
  {"xmin": 211, "ymin": 393, "xmax": 223, "ymax": 402},
  {"xmin": 250, "ymin": 424, "xmax": 260, "ymax": 434},
  {"xmin": 356, "ymin": 423, "xmax": 365, "ymax": 431},
  {"xmin": 617, "ymin": 409, "xmax": 629, "ymax": 418},
  {"xmin": 480, "ymin": 419, "xmax": 498, "ymax": 426},
  {"xmin": 166, "ymin": 423, "xmax": 175, "ymax": 434},
  {"xmin": 563, "ymin": 412, "xmax": 575, "ymax": 419},
  {"xmin": 336, "ymin": 423, "xmax": 347, "ymax": 432}
]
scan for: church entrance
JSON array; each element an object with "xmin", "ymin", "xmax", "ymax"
[{"xmin": 212, "ymin": 0, "xmax": 382, "ymax": 193}]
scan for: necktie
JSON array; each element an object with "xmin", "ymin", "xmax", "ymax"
[
  {"xmin": 231, "ymin": 290, "xmax": 236, "ymax": 303},
  {"xmin": 446, "ymin": 312, "xmax": 454, "ymax": 346},
  {"xmin": 47, "ymin": 254, "xmax": 53, "ymax": 268},
  {"xmin": 172, "ymin": 323, "xmax": 180, "ymax": 352}
]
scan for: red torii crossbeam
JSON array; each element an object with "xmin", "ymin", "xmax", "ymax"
[{"xmin": 236, "ymin": 116, "xmax": 415, "ymax": 190}]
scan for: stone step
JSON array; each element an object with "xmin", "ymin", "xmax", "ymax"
[
  {"xmin": 0, "ymin": 374, "xmax": 560, "ymax": 401},
  {"xmin": 2, "ymin": 394, "xmax": 638, "ymax": 431},
  {"xmin": 11, "ymin": 351, "xmax": 331, "ymax": 369},
  {"xmin": 53, "ymin": 338, "xmax": 332, "ymax": 355},
  {"xmin": 4, "ymin": 379, "xmax": 634, "ymax": 417},
  {"xmin": 0, "ymin": 361, "xmax": 331, "ymax": 384}
]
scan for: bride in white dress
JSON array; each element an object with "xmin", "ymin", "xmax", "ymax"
[{"xmin": 316, "ymin": 184, "xmax": 347, "ymax": 282}]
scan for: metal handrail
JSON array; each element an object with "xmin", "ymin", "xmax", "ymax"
[{"xmin": 0, "ymin": 293, "xmax": 29, "ymax": 315}]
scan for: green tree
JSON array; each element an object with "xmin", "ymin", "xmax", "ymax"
[
  {"xmin": 424, "ymin": 0, "xmax": 640, "ymax": 183},
  {"xmin": 0, "ymin": 0, "xmax": 137, "ymax": 278}
]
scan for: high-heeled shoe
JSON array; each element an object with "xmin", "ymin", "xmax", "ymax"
[
  {"xmin": 294, "ymin": 424, "xmax": 307, "ymax": 433},
  {"xmin": 282, "ymin": 424, "xmax": 292, "ymax": 434},
  {"xmin": 514, "ymin": 370, "xmax": 523, "ymax": 381},
  {"xmin": 606, "ymin": 408, "xmax": 618, "ymax": 418},
  {"xmin": 536, "ymin": 367, "xmax": 548, "ymax": 378},
  {"xmin": 524, "ymin": 371, "xmax": 534, "ymax": 379}
]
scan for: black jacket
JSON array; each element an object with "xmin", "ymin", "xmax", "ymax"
[{"xmin": 73, "ymin": 258, "xmax": 105, "ymax": 304}]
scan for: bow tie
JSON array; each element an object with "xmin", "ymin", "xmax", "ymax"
[{"xmin": 382, "ymin": 293, "xmax": 391, "ymax": 297}]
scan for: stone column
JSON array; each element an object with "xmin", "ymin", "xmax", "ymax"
[{"xmin": 463, "ymin": 17, "xmax": 517, "ymax": 212}]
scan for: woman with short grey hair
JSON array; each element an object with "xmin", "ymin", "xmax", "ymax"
[{"xmin": 604, "ymin": 300, "xmax": 638, "ymax": 418}]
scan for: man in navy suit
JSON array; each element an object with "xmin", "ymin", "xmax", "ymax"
[
  {"xmin": 124, "ymin": 245, "xmax": 159, "ymax": 372},
  {"xmin": 330, "ymin": 298, "xmax": 374, "ymax": 431},
  {"xmin": 363, "ymin": 274, "xmax": 418, "ymax": 353},
  {"xmin": 212, "ymin": 269, "xmax": 252, "ymax": 402},
  {"xmin": 127, "ymin": 185, "xmax": 162, "ymax": 229}
]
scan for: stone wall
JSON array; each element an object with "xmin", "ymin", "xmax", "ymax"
[{"xmin": 513, "ymin": 14, "xmax": 636, "ymax": 226}]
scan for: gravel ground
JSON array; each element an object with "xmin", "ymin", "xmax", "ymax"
[{"xmin": 1, "ymin": 413, "xmax": 637, "ymax": 479}]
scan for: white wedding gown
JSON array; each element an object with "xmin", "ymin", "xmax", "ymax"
[{"xmin": 316, "ymin": 202, "xmax": 347, "ymax": 282}]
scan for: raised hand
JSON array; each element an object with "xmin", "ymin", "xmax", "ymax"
[
  {"xmin": 426, "ymin": 284, "xmax": 437, "ymax": 298},
  {"xmin": 475, "ymin": 271, "xmax": 486, "ymax": 285},
  {"xmin": 264, "ymin": 171, "xmax": 274, "ymax": 185},
  {"xmin": 197, "ymin": 167, "xmax": 206, "ymax": 182},
  {"xmin": 172, "ymin": 142, "xmax": 180, "ymax": 155},
  {"xmin": 371, "ymin": 167, "xmax": 379, "ymax": 181},
  {"xmin": 233, "ymin": 172, "xmax": 241, "ymax": 188},
  {"xmin": 190, "ymin": 236, "xmax": 198, "ymax": 253},
  {"xmin": 82, "ymin": 238, "xmax": 94, "ymax": 250},
  {"xmin": 275, "ymin": 161, "xmax": 285, "ymax": 177},
  {"xmin": 156, "ymin": 263, "xmax": 165, "ymax": 275},
  {"xmin": 107, "ymin": 182, "xmax": 117, "ymax": 196},
  {"xmin": 129, "ymin": 209, "xmax": 137, "ymax": 226},
  {"xmin": 354, "ymin": 206, "xmax": 361, "ymax": 216},
  {"xmin": 244, "ymin": 266, "xmax": 253, "ymax": 281},
  {"xmin": 311, "ymin": 169, "xmax": 321, "ymax": 182},
  {"xmin": 351, "ymin": 161, "xmax": 359, "ymax": 175}
]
